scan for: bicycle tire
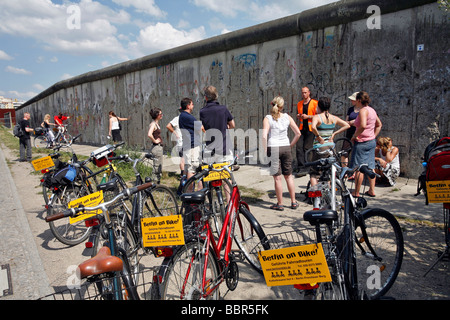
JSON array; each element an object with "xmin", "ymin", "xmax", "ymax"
[
  {"xmin": 354, "ymin": 208, "xmax": 404, "ymax": 300},
  {"xmin": 234, "ymin": 205, "xmax": 269, "ymax": 274},
  {"xmin": 63, "ymin": 132, "xmax": 73, "ymax": 144},
  {"xmin": 42, "ymin": 184, "xmax": 51, "ymax": 205},
  {"xmin": 47, "ymin": 186, "xmax": 92, "ymax": 246},
  {"xmin": 33, "ymin": 135, "xmax": 48, "ymax": 148},
  {"xmin": 159, "ymin": 239, "xmax": 220, "ymax": 300},
  {"xmin": 143, "ymin": 185, "xmax": 179, "ymax": 217}
]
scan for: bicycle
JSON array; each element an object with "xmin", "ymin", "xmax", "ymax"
[
  {"xmin": 304, "ymin": 137, "xmax": 352, "ymax": 209},
  {"xmin": 43, "ymin": 141, "xmax": 128, "ymax": 245},
  {"xmin": 86, "ymin": 152, "xmax": 179, "ymax": 283},
  {"xmin": 42, "ymin": 135, "xmax": 105, "ymax": 245},
  {"xmin": 44, "ymin": 182, "xmax": 155, "ymax": 300},
  {"xmin": 301, "ymin": 156, "xmax": 404, "ymax": 299},
  {"xmin": 34, "ymin": 124, "xmax": 72, "ymax": 148},
  {"xmin": 153, "ymin": 156, "xmax": 270, "ymax": 300},
  {"xmin": 180, "ymin": 148, "xmax": 251, "ymax": 239}
]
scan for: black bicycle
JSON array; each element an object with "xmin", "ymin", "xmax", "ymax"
[
  {"xmin": 302, "ymin": 156, "xmax": 404, "ymax": 299},
  {"xmin": 45, "ymin": 182, "xmax": 154, "ymax": 300},
  {"xmin": 86, "ymin": 152, "xmax": 179, "ymax": 285},
  {"xmin": 42, "ymin": 135, "xmax": 102, "ymax": 245}
]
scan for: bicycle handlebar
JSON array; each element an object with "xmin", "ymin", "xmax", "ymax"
[{"xmin": 45, "ymin": 181, "xmax": 154, "ymax": 222}]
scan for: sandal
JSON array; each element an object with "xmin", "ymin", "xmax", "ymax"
[
  {"xmin": 291, "ymin": 202, "xmax": 299, "ymax": 209},
  {"xmin": 270, "ymin": 204, "xmax": 284, "ymax": 211},
  {"xmin": 364, "ymin": 191, "xmax": 376, "ymax": 198}
]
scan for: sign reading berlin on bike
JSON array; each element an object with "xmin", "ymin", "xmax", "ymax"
[
  {"xmin": 31, "ymin": 156, "xmax": 54, "ymax": 171},
  {"xmin": 426, "ymin": 180, "xmax": 450, "ymax": 203},
  {"xmin": 141, "ymin": 215, "xmax": 185, "ymax": 247},
  {"xmin": 258, "ymin": 243, "xmax": 331, "ymax": 287},
  {"xmin": 68, "ymin": 191, "xmax": 104, "ymax": 224}
]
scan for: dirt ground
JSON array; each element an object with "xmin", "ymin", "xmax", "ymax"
[{"xmin": 2, "ymin": 142, "xmax": 449, "ymax": 300}]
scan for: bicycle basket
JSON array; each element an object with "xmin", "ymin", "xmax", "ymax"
[
  {"xmin": 38, "ymin": 268, "xmax": 158, "ymax": 300},
  {"xmin": 34, "ymin": 127, "xmax": 45, "ymax": 136},
  {"xmin": 252, "ymin": 228, "xmax": 318, "ymax": 254},
  {"xmin": 91, "ymin": 145, "xmax": 115, "ymax": 167}
]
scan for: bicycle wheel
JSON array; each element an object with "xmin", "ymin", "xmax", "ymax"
[
  {"xmin": 234, "ymin": 205, "xmax": 269, "ymax": 274},
  {"xmin": 143, "ymin": 185, "xmax": 179, "ymax": 217},
  {"xmin": 313, "ymin": 256, "xmax": 347, "ymax": 300},
  {"xmin": 63, "ymin": 132, "xmax": 73, "ymax": 144},
  {"xmin": 160, "ymin": 240, "xmax": 220, "ymax": 300},
  {"xmin": 33, "ymin": 135, "xmax": 48, "ymax": 148},
  {"xmin": 354, "ymin": 208, "xmax": 404, "ymax": 300},
  {"xmin": 47, "ymin": 186, "xmax": 92, "ymax": 246}
]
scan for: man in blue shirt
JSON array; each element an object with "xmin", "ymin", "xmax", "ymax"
[
  {"xmin": 179, "ymin": 98, "xmax": 203, "ymax": 182},
  {"xmin": 200, "ymin": 86, "xmax": 235, "ymax": 163}
]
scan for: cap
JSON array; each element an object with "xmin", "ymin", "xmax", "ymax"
[{"xmin": 348, "ymin": 92, "xmax": 359, "ymax": 101}]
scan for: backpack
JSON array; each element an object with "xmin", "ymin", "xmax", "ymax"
[
  {"xmin": 416, "ymin": 137, "xmax": 450, "ymax": 204},
  {"xmin": 426, "ymin": 137, "xmax": 450, "ymax": 181},
  {"xmin": 13, "ymin": 123, "xmax": 24, "ymax": 137},
  {"xmin": 50, "ymin": 165, "xmax": 79, "ymax": 186}
]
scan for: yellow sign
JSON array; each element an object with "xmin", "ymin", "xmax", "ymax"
[
  {"xmin": 32, "ymin": 156, "xmax": 55, "ymax": 171},
  {"xmin": 258, "ymin": 243, "xmax": 331, "ymax": 287},
  {"xmin": 141, "ymin": 215, "xmax": 185, "ymax": 247},
  {"xmin": 201, "ymin": 162, "xmax": 231, "ymax": 182},
  {"xmin": 68, "ymin": 191, "xmax": 104, "ymax": 224},
  {"xmin": 426, "ymin": 180, "xmax": 450, "ymax": 203}
]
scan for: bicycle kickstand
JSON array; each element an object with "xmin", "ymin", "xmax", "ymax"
[{"xmin": 423, "ymin": 245, "xmax": 449, "ymax": 277}]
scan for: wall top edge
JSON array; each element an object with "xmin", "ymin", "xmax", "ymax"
[{"xmin": 17, "ymin": 0, "xmax": 436, "ymax": 110}]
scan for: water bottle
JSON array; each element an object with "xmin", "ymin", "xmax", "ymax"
[{"xmin": 100, "ymin": 173, "xmax": 107, "ymax": 184}]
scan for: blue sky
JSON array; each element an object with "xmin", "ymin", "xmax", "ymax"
[{"xmin": 0, "ymin": 0, "xmax": 336, "ymax": 102}]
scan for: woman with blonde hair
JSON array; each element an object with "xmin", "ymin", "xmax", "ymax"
[
  {"xmin": 262, "ymin": 96, "xmax": 301, "ymax": 211},
  {"xmin": 41, "ymin": 114, "xmax": 56, "ymax": 146},
  {"xmin": 375, "ymin": 137, "xmax": 400, "ymax": 186}
]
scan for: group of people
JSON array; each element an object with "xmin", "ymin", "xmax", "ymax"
[
  {"xmin": 262, "ymin": 87, "xmax": 400, "ymax": 210},
  {"xmin": 149, "ymin": 86, "xmax": 235, "ymax": 185},
  {"xmin": 17, "ymin": 112, "xmax": 71, "ymax": 162},
  {"xmin": 17, "ymin": 85, "xmax": 400, "ymax": 211}
]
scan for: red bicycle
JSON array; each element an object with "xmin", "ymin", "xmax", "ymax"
[{"xmin": 153, "ymin": 158, "xmax": 269, "ymax": 300}]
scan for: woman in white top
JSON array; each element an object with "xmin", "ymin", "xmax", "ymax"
[
  {"xmin": 108, "ymin": 111, "xmax": 129, "ymax": 142},
  {"xmin": 262, "ymin": 96, "xmax": 301, "ymax": 211},
  {"xmin": 375, "ymin": 137, "xmax": 400, "ymax": 186}
]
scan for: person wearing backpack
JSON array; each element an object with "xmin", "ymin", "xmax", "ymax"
[{"xmin": 18, "ymin": 112, "xmax": 34, "ymax": 162}]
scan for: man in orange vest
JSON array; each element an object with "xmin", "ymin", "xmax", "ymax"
[{"xmin": 295, "ymin": 87, "xmax": 318, "ymax": 176}]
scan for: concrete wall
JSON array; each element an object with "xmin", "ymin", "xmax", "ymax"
[{"xmin": 17, "ymin": 0, "xmax": 449, "ymax": 178}]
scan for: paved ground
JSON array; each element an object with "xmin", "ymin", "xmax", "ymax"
[{"xmin": 0, "ymin": 140, "xmax": 449, "ymax": 301}]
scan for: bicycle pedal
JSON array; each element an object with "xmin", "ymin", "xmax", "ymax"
[{"xmin": 230, "ymin": 249, "xmax": 244, "ymax": 262}]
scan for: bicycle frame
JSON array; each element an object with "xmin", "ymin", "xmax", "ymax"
[
  {"xmin": 305, "ymin": 156, "xmax": 387, "ymax": 299},
  {"xmin": 181, "ymin": 162, "xmax": 252, "ymax": 298}
]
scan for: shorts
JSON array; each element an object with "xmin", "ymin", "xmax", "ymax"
[
  {"xmin": 350, "ymin": 139, "xmax": 376, "ymax": 170},
  {"xmin": 267, "ymin": 146, "xmax": 292, "ymax": 176},
  {"xmin": 184, "ymin": 146, "xmax": 201, "ymax": 174}
]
